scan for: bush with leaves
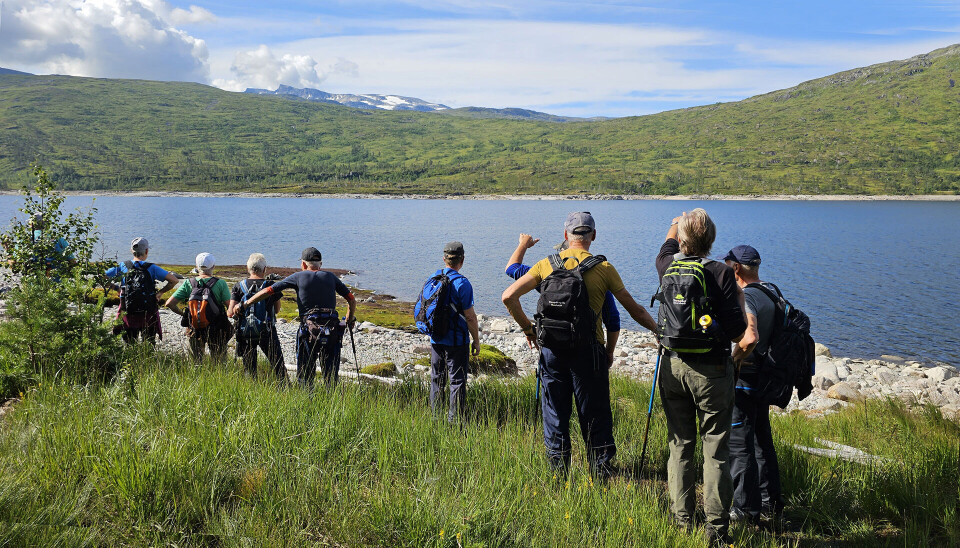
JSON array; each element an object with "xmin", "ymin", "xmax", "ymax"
[{"xmin": 0, "ymin": 164, "xmax": 121, "ymax": 399}]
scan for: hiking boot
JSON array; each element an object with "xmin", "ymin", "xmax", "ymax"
[
  {"xmin": 706, "ymin": 529, "xmax": 734, "ymax": 547},
  {"xmin": 729, "ymin": 508, "xmax": 760, "ymax": 528},
  {"xmin": 672, "ymin": 515, "xmax": 693, "ymax": 533}
]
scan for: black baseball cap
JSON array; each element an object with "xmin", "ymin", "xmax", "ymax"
[
  {"xmin": 722, "ymin": 245, "xmax": 761, "ymax": 266},
  {"xmin": 301, "ymin": 247, "xmax": 322, "ymax": 262},
  {"xmin": 443, "ymin": 241, "xmax": 464, "ymax": 257}
]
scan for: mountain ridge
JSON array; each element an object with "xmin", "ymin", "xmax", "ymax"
[{"xmin": 1, "ymin": 43, "xmax": 958, "ymax": 195}]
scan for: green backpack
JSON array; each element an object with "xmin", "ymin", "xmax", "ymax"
[{"xmin": 652, "ymin": 255, "xmax": 719, "ymax": 353}]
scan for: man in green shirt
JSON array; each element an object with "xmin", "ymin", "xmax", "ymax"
[{"xmin": 165, "ymin": 252, "xmax": 232, "ymax": 361}]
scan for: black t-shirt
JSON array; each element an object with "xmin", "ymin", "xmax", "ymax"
[
  {"xmin": 268, "ymin": 270, "xmax": 351, "ymax": 318},
  {"xmin": 656, "ymin": 238, "xmax": 747, "ymax": 355},
  {"xmin": 231, "ymin": 278, "xmax": 282, "ymax": 314}
]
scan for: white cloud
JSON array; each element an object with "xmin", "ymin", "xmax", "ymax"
[
  {"xmin": 212, "ymin": 45, "xmax": 362, "ymax": 92},
  {"xmin": 168, "ymin": 5, "xmax": 217, "ymax": 25},
  {"xmin": 0, "ymin": 0, "xmax": 210, "ymax": 81},
  {"xmin": 205, "ymin": 17, "xmax": 960, "ymax": 116}
]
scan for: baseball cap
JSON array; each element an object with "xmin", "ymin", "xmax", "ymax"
[
  {"xmin": 131, "ymin": 237, "xmax": 149, "ymax": 255},
  {"xmin": 301, "ymin": 247, "xmax": 322, "ymax": 262},
  {"xmin": 443, "ymin": 241, "xmax": 464, "ymax": 257},
  {"xmin": 722, "ymin": 245, "xmax": 761, "ymax": 267},
  {"xmin": 195, "ymin": 252, "xmax": 215, "ymax": 271},
  {"xmin": 564, "ymin": 211, "xmax": 595, "ymax": 235}
]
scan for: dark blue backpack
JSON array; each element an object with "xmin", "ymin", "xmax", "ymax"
[
  {"xmin": 237, "ymin": 279, "xmax": 274, "ymax": 339},
  {"xmin": 414, "ymin": 271, "xmax": 463, "ymax": 339}
]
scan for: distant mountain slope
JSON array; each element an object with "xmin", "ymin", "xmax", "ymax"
[
  {"xmin": 245, "ymin": 85, "xmax": 449, "ymax": 112},
  {"xmin": 0, "ymin": 44, "xmax": 958, "ymax": 195},
  {"xmin": 0, "ymin": 68, "xmax": 31, "ymax": 76},
  {"xmin": 440, "ymin": 106, "xmax": 600, "ymax": 123}
]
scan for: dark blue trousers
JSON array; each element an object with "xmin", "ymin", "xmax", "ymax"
[
  {"xmin": 730, "ymin": 388, "xmax": 784, "ymax": 518},
  {"xmin": 539, "ymin": 344, "xmax": 615, "ymax": 474},
  {"xmin": 430, "ymin": 344, "xmax": 469, "ymax": 422}
]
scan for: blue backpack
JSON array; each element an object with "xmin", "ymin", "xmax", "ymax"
[
  {"xmin": 414, "ymin": 271, "xmax": 463, "ymax": 339},
  {"xmin": 237, "ymin": 279, "xmax": 274, "ymax": 339}
]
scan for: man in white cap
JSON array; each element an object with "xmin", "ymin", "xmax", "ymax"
[
  {"xmin": 165, "ymin": 252, "xmax": 232, "ymax": 360},
  {"xmin": 105, "ymin": 237, "xmax": 180, "ymax": 344}
]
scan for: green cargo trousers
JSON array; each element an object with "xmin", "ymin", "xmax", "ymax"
[{"xmin": 658, "ymin": 354, "xmax": 735, "ymax": 536}]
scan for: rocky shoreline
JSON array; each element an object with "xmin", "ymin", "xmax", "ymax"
[
  {"xmin": 137, "ymin": 305, "xmax": 960, "ymax": 420},
  {"xmin": 2, "ymin": 190, "xmax": 958, "ymax": 202}
]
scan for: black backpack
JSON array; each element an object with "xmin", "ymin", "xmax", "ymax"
[
  {"xmin": 652, "ymin": 255, "xmax": 719, "ymax": 354},
  {"xmin": 414, "ymin": 271, "xmax": 464, "ymax": 341},
  {"xmin": 120, "ymin": 260, "xmax": 157, "ymax": 315},
  {"xmin": 534, "ymin": 254, "xmax": 605, "ymax": 350},
  {"xmin": 746, "ymin": 283, "xmax": 815, "ymax": 409}
]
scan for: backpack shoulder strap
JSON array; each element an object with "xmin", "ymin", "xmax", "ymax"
[
  {"xmin": 239, "ymin": 279, "xmax": 248, "ymax": 295},
  {"xmin": 548, "ymin": 254, "xmax": 565, "ymax": 271},
  {"xmin": 124, "ymin": 260, "xmax": 134, "ymax": 272},
  {"xmin": 578, "ymin": 254, "xmax": 606, "ymax": 273},
  {"xmin": 746, "ymin": 282, "xmax": 782, "ymax": 306}
]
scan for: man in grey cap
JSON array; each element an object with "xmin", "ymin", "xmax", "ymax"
[
  {"xmin": 241, "ymin": 247, "xmax": 356, "ymax": 387},
  {"xmin": 420, "ymin": 241, "xmax": 480, "ymax": 422},
  {"xmin": 502, "ymin": 212, "xmax": 659, "ymax": 478},
  {"xmin": 724, "ymin": 245, "xmax": 785, "ymax": 526},
  {"xmin": 105, "ymin": 237, "xmax": 180, "ymax": 344}
]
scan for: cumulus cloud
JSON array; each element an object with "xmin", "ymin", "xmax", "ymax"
[
  {"xmin": 168, "ymin": 5, "xmax": 217, "ymax": 25},
  {"xmin": 0, "ymin": 0, "xmax": 210, "ymax": 81},
  {"xmin": 212, "ymin": 45, "xmax": 360, "ymax": 91}
]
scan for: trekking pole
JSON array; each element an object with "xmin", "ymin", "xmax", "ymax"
[
  {"xmin": 534, "ymin": 365, "xmax": 541, "ymax": 421},
  {"xmin": 347, "ymin": 319, "xmax": 361, "ymax": 385},
  {"xmin": 638, "ymin": 345, "xmax": 663, "ymax": 478}
]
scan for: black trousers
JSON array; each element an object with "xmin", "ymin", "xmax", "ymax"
[
  {"xmin": 237, "ymin": 328, "xmax": 285, "ymax": 380},
  {"xmin": 430, "ymin": 343, "xmax": 469, "ymax": 422},
  {"xmin": 730, "ymin": 388, "xmax": 784, "ymax": 518}
]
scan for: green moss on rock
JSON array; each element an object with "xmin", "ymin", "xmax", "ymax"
[
  {"xmin": 470, "ymin": 344, "xmax": 518, "ymax": 375},
  {"xmin": 360, "ymin": 362, "xmax": 398, "ymax": 377}
]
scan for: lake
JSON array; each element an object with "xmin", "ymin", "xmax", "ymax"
[{"xmin": 1, "ymin": 195, "xmax": 957, "ymax": 366}]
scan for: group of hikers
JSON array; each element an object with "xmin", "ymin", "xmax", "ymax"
[{"xmin": 102, "ymin": 207, "xmax": 812, "ymax": 546}]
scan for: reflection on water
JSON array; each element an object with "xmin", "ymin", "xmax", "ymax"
[{"xmin": 1, "ymin": 195, "xmax": 957, "ymax": 365}]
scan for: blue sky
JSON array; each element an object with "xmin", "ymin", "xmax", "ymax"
[{"xmin": 2, "ymin": 1, "xmax": 959, "ymax": 117}]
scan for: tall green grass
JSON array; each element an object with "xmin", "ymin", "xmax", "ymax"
[{"xmin": 0, "ymin": 351, "xmax": 957, "ymax": 546}]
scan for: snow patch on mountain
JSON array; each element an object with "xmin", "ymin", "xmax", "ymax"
[{"xmin": 245, "ymin": 85, "xmax": 450, "ymax": 112}]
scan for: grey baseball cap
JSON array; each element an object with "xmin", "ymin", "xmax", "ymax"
[
  {"xmin": 131, "ymin": 237, "xmax": 149, "ymax": 255},
  {"xmin": 564, "ymin": 211, "xmax": 595, "ymax": 234},
  {"xmin": 443, "ymin": 241, "xmax": 464, "ymax": 257}
]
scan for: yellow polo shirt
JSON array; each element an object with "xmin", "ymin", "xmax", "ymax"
[{"xmin": 527, "ymin": 248, "xmax": 625, "ymax": 344}]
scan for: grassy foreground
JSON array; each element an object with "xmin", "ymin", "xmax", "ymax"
[{"xmin": 0, "ymin": 352, "xmax": 958, "ymax": 546}]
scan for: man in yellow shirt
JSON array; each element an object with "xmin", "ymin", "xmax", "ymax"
[{"xmin": 502, "ymin": 212, "xmax": 659, "ymax": 478}]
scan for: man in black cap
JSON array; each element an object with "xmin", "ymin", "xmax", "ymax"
[
  {"xmin": 241, "ymin": 247, "xmax": 356, "ymax": 387},
  {"xmin": 423, "ymin": 241, "xmax": 480, "ymax": 422},
  {"xmin": 724, "ymin": 244, "xmax": 785, "ymax": 526},
  {"xmin": 502, "ymin": 212, "xmax": 659, "ymax": 478}
]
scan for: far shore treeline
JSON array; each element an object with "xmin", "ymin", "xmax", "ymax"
[{"xmin": 2, "ymin": 45, "xmax": 960, "ymax": 196}]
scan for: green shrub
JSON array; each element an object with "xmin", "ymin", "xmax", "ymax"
[{"xmin": 0, "ymin": 165, "xmax": 121, "ymax": 398}]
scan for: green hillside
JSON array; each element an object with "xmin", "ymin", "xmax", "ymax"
[{"xmin": 2, "ymin": 44, "xmax": 960, "ymax": 195}]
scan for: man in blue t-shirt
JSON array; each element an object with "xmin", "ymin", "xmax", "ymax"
[
  {"xmin": 105, "ymin": 237, "xmax": 180, "ymax": 344},
  {"xmin": 427, "ymin": 241, "xmax": 481, "ymax": 422},
  {"xmin": 504, "ymin": 233, "xmax": 622, "ymax": 366}
]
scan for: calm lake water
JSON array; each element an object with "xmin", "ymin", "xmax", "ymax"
[{"xmin": 1, "ymin": 195, "xmax": 957, "ymax": 366}]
